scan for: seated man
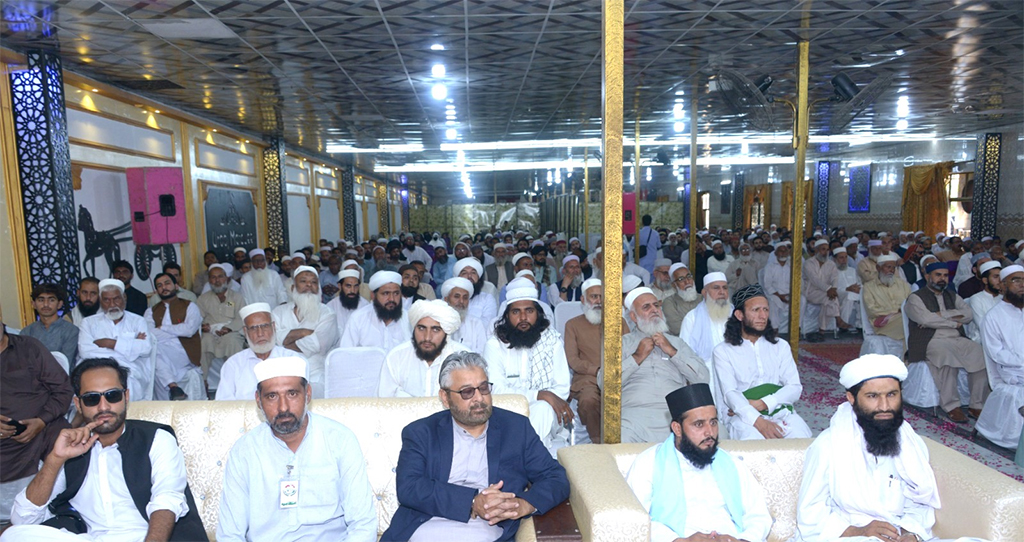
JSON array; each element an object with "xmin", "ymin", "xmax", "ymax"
[
  {"xmin": 240, "ymin": 248, "xmax": 287, "ymax": 307},
  {"xmin": 618, "ymin": 287, "xmax": 708, "ymax": 443},
  {"xmin": 400, "ymin": 264, "xmax": 428, "ymax": 311},
  {"xmin": 649, "ymin": 258, "xmax": 674, "ymax": 301},
  {"xmin": 65, "ymin": 277, "xmax": 100, "ymax": 326},
  {"xmin": 563, "ymin": 279, "xmax": 605, "ymax": 442},
  {"xmin": 662, "ymin": 263, "xmax": 701, "ymax": 336},
  {"xmin": 679, "ymin": 272, "xmax": 732, "ymax": 406},
  {"xmin": 456, "ymin": 257, "xmax": 498, "ymax": 321},
  {"xmin": 5, "ymin": 358, "xmax": 207, "ymax": 541},
  {"xmin": 797, "ymin": 355, "xmax": 943, "ymax": 542},
  {"xmin": 22, "ymin": 283, "xmax": 79, "ymax": 366},
  {"xmin": 216, "ymin": 303, "xmax": 304, "ymax": 401},
  {"xmin": 326, "ymin": 269, "xmax": 369, "ymax": 337},
  {"xmin": 77, "ymin": 279, "xmax": 153, "ymax": 400},
  {"xmin": 145, "ymin": 273, "xmax": 204, "ymax": 401},
  {"xmin": 484, "ymin": 278, "xmax": 572, "ymax": 454},
  {"xmin": 217, "ymin": 357, "xmax": 375, "ymax": 541},
  {"xmin": 976, "ymin": 265, "xmax": 1024, "ymax": 448},
  {"xmin": 273, "ymin": 265, "xmax": 338, "ymax": 398},
  {"xmin": 441, "ymin": 277, "xmax": 489, "ymax": 353},
  {"xmin": 111, "ymin": 260, "xmax": 149, "ymax": 316},
  {"xmin": 802, "ymin": 239, "xmax": 840, "ymax": 343},
  {"xmin": 549, "ymin": 255, "xmax": 585, "ymax": 306},
  {"xmin": 626, "ymin": 383, "xmax": 772, "ymax": 542},
  {"xmin": 197, "ymin": 263, "xmax": 246, "ymax": 385},
  {"xmin": 378, "ymin": 299, "xmax": 468, "ymax": 397},
  {"xmin": 146, "ymin": 263, "xmax": 198, "ymax": 308},
  {"xmin": 713, "ymin": 284, "xmax": 812, "ymax": 440},
  {"xmin": 965, "ymin": 261, "xmax": 1003, "ymax": 342},
  {"xmin": 381, "ymin": 352, "xmax": 570, "ymax": 542},
  {"xmin": 339, "ymin": 270, "xmax": 411, "ymax": 351},
  {"xmin": 862, "ymin": 254, "xmax": 911, "ymax": 355},
  {"xmin": 834, "ymin": 248, "xmax": 862, "ymax": 332},
  {"xmin": 725, "ymin": 243, "xmax": 760, "ymax": 295},
  {"xmin": 762, "ymin": 242, "xmax": 793, "ymax": 335}
]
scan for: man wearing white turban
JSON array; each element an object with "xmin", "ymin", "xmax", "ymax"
[
  {"xmin": 454, "ymin": 257, "xmax": 498, "ymax": 322},
  {"xmin": 272, "ymin": 266, "xmax": 338, "ymax": 398},
  {"xmin": 339, "ymin": 270, "xmax": 411, "ymax": 352},
  {"xmin": 441, "ymin": 277, "xmax": 489, "ymax": 353},
  {"xmin": 377, "ymin": 300, "xmax": 469, "ymax": 397},
  {"xmin": 679, "ymin": 272, "xmax": 732, "ymax": 409},
  {"xmin": 802, "ymin": 239, "xmax": 840, "ymax": 342}
]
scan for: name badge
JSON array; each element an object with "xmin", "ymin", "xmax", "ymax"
[{"xmin": 280, "ymin": 480, "xmax": 299, "ymax": 508}]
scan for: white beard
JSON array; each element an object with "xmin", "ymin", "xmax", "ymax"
[
  {"xmin": 676, "ymin": 286, "xmax": 699, "ymax": 302},
  {"xmin": 879, "ymin": 273, "xmax": 894, "ymax": 286},
  {"xmin": 837, "ymin": 262, "xmax": 848, "ymax": 271},
  {"xmin": 453, "ymin": 306, "xmax": 468, "ymax": 322},
  {"xmin": 706, "ymin": 298, "xmax": 732, "ymax": 323},
  {"xmin": 568, "ymin": 274, "xmax": 584, "ymax": 290},
  {"xmin": 250, "ymin": 338, "xmax": 275, "ymax": 355},
  {"xmin": 739, "ymin": 256, "xmax": 752, "ymax": 264},
  {"xmin": 776, "ymin": 257, "xmax": 788, "ymax": 265},
  {"xmin": 654, "ymin": 277, "xmax": 672, "ymax": 291},
  {"xmin": 291, "ymin": 291, "xmax": 321, "ymax": 323},
  {"xmin": 636, "ymin": 313, "xmax": 670, "ymax": 335},
  {"xmin": 582, "ymin": 303, "xmax": 603, "ymax": 325},
  {"xmin": 250, "ymin": 268, "xmax": 271, "ymax": 290},
  {"xmin": 104, "ymin": 307, "xmax": 124, "ymax": 322}
]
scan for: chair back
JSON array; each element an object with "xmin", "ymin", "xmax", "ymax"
[
  {"xmin": 554, "ymin": 301, "xmax": 584, "ymax": 336},
  {"xmin": 325, "ymin": 346, "xmax": 387, "ymax": 398},
  {"xmin": 50, "ymin": 351, "xmax": 70, "ymax": 374},
  {"xmin": 860, "ymin": 297, "xmax": 877, "ymax": 337}
]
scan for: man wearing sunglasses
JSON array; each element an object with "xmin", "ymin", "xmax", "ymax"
[
  {"xmin": 382, "ymin": 351, "xmax": 569, "ymax": 542},
  {"xmin": 5, "ymin": 358, "xmax": 207, "ymax": 541}
]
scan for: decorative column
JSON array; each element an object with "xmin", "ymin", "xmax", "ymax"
[
  {"xmin": 262, "ymin": 137, "xmax": 289, "ymax": 255},
  {"xmin": 731, "ymin": 172, "xmax": 746, "ymax": 230},
  {"xmin": 401, "ymin": 190, "xmax": 410, "ymax": 233},
  {"xmin": 340, "ymin": 164, "xmax": 357, "ymax": 243},
  {"xmin": 9, "ymin": 50, "xmax": 80, "ymax": 305},
  {"xmin": 972, "ymin": 133, "xmax": 1001, "ymax": 238},
  {"xmin": 814, "ymin": 160, "xmax": 838, "ymax": 232},
  {"xmin": 376, "ymin": 181, "xmax": 390, "ymax": 237}
]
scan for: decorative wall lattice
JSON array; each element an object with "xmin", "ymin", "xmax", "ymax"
[
  {"xmin": 814, "ymin": 161, "xmax": 834, "ymax": 231},
  {"xmin": 848, "ymin": 164, "xmax": 872, "ymax": 213},
  {"xmin": 973, "ymin": 133, "xmax": 1001, "ymax": 238},
  {"xmin": 340, "ymin": 165, "xmax": 357, "ymax": 243},
  {"xmin": 262, "ymin": 138, "xmax": 289, "ymax": 255},
  {"xmin": 377, "ymin": 182, "xmax": 390, "ymax": 237},
  {"xmin": 10, "ymin": 50, "xmax": 81, "ymax": 306},
  {"xmin": 731, "ymin": 172, "xmax": 745, "ymax": 230}
]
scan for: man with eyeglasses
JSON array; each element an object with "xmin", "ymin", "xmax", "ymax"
[
  {"xmin": 197, "ymin": 264, "xmax": 246, "ymax": 389},
  {"xmin": 976, "ymin": 265, "xmax": 1024, "ymax": 448},
  {"xmin": 649, "ymin": 258, "xmax": 674, "ymax": 301},
  {"xmin": 662, "ymin": 263, "xmax": 701, "ymax": 336},
  {"xmin": 378, "ymin": 300, "xmax": 468, "ymax": 398},
  {"xmin": 215, "ymin": 303, "xmax": 302, "ymax": 401},
  {"xmin": 5, "ymin": 358, "xmax": 207, "ymax": 541},
  {"xmin": 616, "ymin": 287, "xmax": 707, "ymax": 444},
  {"xmin": 381, "ymin": 351, "xmax": 569, "ymax": 542}
]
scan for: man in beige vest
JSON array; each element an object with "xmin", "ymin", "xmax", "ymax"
[{"xmin": 197, "ymin": 264, "xmax": 246, "ymax": 383}]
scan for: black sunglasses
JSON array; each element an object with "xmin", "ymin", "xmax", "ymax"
[
  {"xmin": 444, "ymin": 382, "xmax": 493, "ymax": 400},
  {"xmin": 79, "ymin": 388, "xmax": 126, "ymax": 407}
]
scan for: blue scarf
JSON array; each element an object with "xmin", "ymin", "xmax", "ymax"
[{"xmin": 650, "ymin": 434, "xmax": 744, "ymax": 536}]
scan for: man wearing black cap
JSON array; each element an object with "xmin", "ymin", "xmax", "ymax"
[{"xmin": 625, "ymin": 383, "xmax": 772, "ymax": 542}]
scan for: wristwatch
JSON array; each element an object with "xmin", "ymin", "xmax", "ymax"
[{"xmin": 558, "ymin": 285, "xmax": 568, "ymax": 293}]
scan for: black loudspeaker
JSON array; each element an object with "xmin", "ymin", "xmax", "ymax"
[{"xmin": 159, "ymin": 194, "xmax": 176, "ymax": 217}]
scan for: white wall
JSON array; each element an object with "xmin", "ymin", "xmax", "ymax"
[{"xmin": 288, "ymin": 194, "xmax": 311, "ymax": 250}]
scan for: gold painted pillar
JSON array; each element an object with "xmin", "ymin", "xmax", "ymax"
[
  {"xmin": 688, "ymin": 88, "xmax": 698, "ymax": 270},
  {"xmin": 584, "ymin": 147, "xmax": 590, "ymax": 249},
  {"xmin": 633, "ymin": 108, "xmax": 641, "ymax": 264},
  {"xmin": 788, "ymin": 41, "xmax": 810, "ymax": 360},
  {"xmin": 601, "ymin": 0, "xmax": 625, "ymax": 444}
]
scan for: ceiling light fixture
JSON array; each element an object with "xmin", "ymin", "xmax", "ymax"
[
  {"xmin": 430, "ymin": 43, "xmax": 445, "ymax": 51},
  {"xmin": 431, "ymin": 84, "xmax": 447, "ymax": 100},
  {"xmin": 431, "ymin": 64, "xmax": 446, "ymax": 78},
  {"xmin": 445, "ymin": 128, "xmax": 457, "ymax": 140}
]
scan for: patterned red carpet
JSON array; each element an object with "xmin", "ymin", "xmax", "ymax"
[{"xmin": 800, "ymin": 341, "xmax": 863, "ymax": 368}]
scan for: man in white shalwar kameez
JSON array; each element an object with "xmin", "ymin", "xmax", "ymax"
[
  {"xmin": 965, "ymin": 261, "xmax": 1003, "ymax": 342},
  {"xmin": 835, "ymin": 248, "xmax": 862, "ymax": 330},
  {"xmin": 145, "ymin": 273, "xmax": 205, "ymax": 401},
  {"xmin": 706, "ymin": 240, "xmax": 735, "ymax": 276},
  {"xmin": 802, "ymin": 239, "xmax": 841, "ymax": 342},
  {"xmin": 626, "ymin": 383, "xmax": 773, "ymax": 542},
  {"xmin": 713, "ymin": 284, "xmax": 811, "ymax": 440},
  {"xmin": 725, "ymin": 243, "xmax": 759, "ymax": 295},
  {"xmin": 976, "ymin": 265, "xmax": 1024, "ymax": 449},
  {"xmin": 239, "ymin": 248, "xmax": 287, "ymax": 308},
  {"xmin": 614, "ymin": 287, "xmax": 709, "ymax": 443},
  {"xmin": 377, "ymin": 300, "xmax": 469, "ymax": 397},
  {"xmin": 679, "ymin": 272, "xmax": 732, "ymax": 408},
  {"xmin": 325, "ymin": 269, "xmax": 369, "ymax": 338},
  {"xmin": 196, "ymin": 263, "xmax": 246, "ymax": 386},
  {"xmin": 763, "ymin": 242, "xmax": 793, "ymax": 334},
  {"xmin": 77, "ymin": 279, "xmax": 154, "ymax": 401},
  {"xmin": 441, "ymin": 277, "xmax": 489, "ymax": 353},
  {"xmin": 216, "ymin": 303, "xmax": 305, "ymax": 401},
  {"xmin": 272, "ymin": 266, "xmax": 338, "ymax": 399},
  {"xmin": 454, "ymin": 257, "xmax": 498, "ymax": 322},
  {"xmin": 797, "ymin": 355, "xmax": 955, "ymax": 542},
  {"xmin": 484, "ymin": 278, "xmax": 572, "ymax": 455},
  {"xmin": 338, "ymin": 271, "xmax": 411, "ymax": 352}
]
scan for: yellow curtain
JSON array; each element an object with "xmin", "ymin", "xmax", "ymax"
[
  {"xmin": 743, "ymin": 184, "xmax": 771, "ymax": 229},
  {"xmin": 780, "ymin": 180, "xmax": 813, "ymax": 231},
  {"xmin": 901, "ymin": 162, "xmax": 953, "ymax": 236}
]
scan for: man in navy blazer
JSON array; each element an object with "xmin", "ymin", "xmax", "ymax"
[{"xmin": 381, "ymin": 351, "xmax": 570, "ymax": 542}]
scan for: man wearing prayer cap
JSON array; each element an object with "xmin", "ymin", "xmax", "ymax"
[
  {"xmin": 218, "ymin": 356, "xmax": 376, "ymax": 541},
  {"xmin": 430, "ymin": 244, "xmax": 456, "ymax": 295},
  {"xmin": 707, "ymin": 239, "xmax": 735, "ymax": 276},
  {"xmin": 625, "ymin": 382, "xmax": 772, "ymax": 542},
  {"xmin": 725, "ymin": 243, "xmax": 759, "ymax": 295},
  {"xmin": 197, "ymin": 263, "xmax": 246, "ymax": 388},
  {"xmin": 484, "ymin": 277, "xmax": 573, "ymax": 455},
  {"xmin": 956, "ymin": 251, "xmax": 992, "ymax": 299},
  {"xmin": 551, "ymin": 254, "xmax": 586, "ymax": 306},
  {"xmin": 713, "ymin": 285, "xmax": 812, "ymax": 440},
  {"xmin": 649, "ymin": 258, "xmax": 675, "ymax": 301},
  {"xmin": 861, "ymin": 253, "xmax": 912, "ymax": 359},
  {"xmin": 797, "ymin": 354, "xmax": 943, "ymax": 542},
  {"xmin": 240, "ymin": 247, "xmax": 288, "ymax": 308},
  {"xmin": 762, "ymin": 242, "xmax": 793, "ymax": 335},
  {"xmin": 325, "ymin": 269, "xmax": 369, "ymax": 338},
  {"xmin": 484, "ymin": 242, "xmax": 514, "ymax": 292},
  {"xmin": 77, "ymin": 278, "xmax": 154, "ymax": 400},
  {"xmin": 965, "ymin": 260, "xmax": 1003, "ymax": 342},
  {"xmin": 271, "ymin": 266, "xmax": 338, "ymax": 399},
  {"xmin": 440, "ymin": 277, "xmax": 489, "ymax": 353},
  {"xmin": 857, "ymin": 239, "xmax": 887, "ymax": 284},
  {"xmin": 454, "ymin": 257, "xmax": 498, "ymax": 322},
  {"xmin": 378, "ymin": 299, "xmax": 469, "ymax": 397},
  {"xmin": 976, "ymin": 265, "xmax": 1024, "ymax": 448},
  {"xmin": 217, "ymin": 303, "xmax": 306, "ymax": 401},
  {"xmin": 201, "ymin": 263, "xmax": 242, "ymax": 295},
  {"xmin": 833, "ymin": 246, "xmax": 863, "ymax": 332},
  {"xmin": 905, "ymin": 261, "xmax": 989, "ymax": 423},
  {"xmin": 679, "ymin": 272, "xmax": 732, "ymax": 407},
  {"xmin": 618, "ymin": 287, "xmax": 708, "ymax": 443},
  {"xmin": 802, "ymin": 238, "xmax": 841, "ymax": 343},
  {"xmin": 339, "ymin": 270, "xmax": 411, "ymax": 352},
  {"xmin": 663, "ymin": 263, "xmax": 701, "ymax": 335}
]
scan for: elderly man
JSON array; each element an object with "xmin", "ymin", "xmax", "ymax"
[
  {"xmin": 240, "ymin": 248, "xmax": 287, "ymax": 307},
  {"xmin": 649, "ymin": 258, "xmax": 674, "ymax": 301},
  {"xmin": 381, "ymin": 352, "xmax": 570, "ymax": 542},
  {"xmin": 976, "ymin": 265, "xmax": 1024, "ymax": 448},
  {"xmin": 965, "ymin": 261, "xmax": 1003, "ymax": 342},
  {"xmin": 455, "ymin": 257, "xmax": 498, "ymax": 321},
  {"xmin": 706, "ymin": 240, "xmax": 734, "ymax": 276},
  {"xmin": 862, "ymin": 254, "xmax": 911, "ymax": 356},
  {"xmin": 378, "ymin": 300, "xmax": 469, "ymax": 397},
  {"xmin": 340, "ymin": 270, "xmax": 411, "ymax": 351},
  {"xmin": 834, "ymin": 247, "xmax": 862, "ymax": 332},
  {"xmin": 196, "ymin": 263, "xmax": 246, "ymax": 383},
  {"xmin": 802, "ymin": 239, "xmax": 840, "ymax": 343},
  {"xmin": 763, "ymin": 241, "xmax": 793, "ymax": 335},
  {"xmin": 4, "ymin": 358, "xmax": 207, "ymax": 542},
  {"xmin": 618, "ymin": 287, "xmax": 709, "ymax": 443},
  {"xmin": 662, "ymin": 263, "xmax": 701, "ymax": 336},
  {"xmin": 679, "ymin": 272, "xmax": 732, "ymax": 404},
  {"xmin": 77, "ymin": 279, "xmax": 153, "ymax": 400},
  {"xmin": 485, "ymin": 277, "xmax": 572, "ymax": 454},
  {"xmin": 217, "ymin": 357, "xmax": 376, "ymax": 541},
  {"xmin": 905, "ymin": 263, "xmax": 989, "ymax": 423},
  {"xmin": 22, "ymin": 284, "xmax": 79, "ymax": 366},
  {"xmin": 145, "ymin": 273, "xmax": 204, "ymax": 401},
  {"xmin": 725, "ymin": 243, "xmax": 759, "ymax": 294},
  {"xmin": 191, "ymin": 250, "xmax": 219, "ymax": 296},
  {"xmin": 626, "ymin": 383, "xmax": 773, "ymax": 542},
  {"xmin": 273, "ymin": 265, "xmax": 338, "ymax": 398},
  {"xmin": 797, "ymin": 355, "xmax": 945, "ymax": 542},
  {"xmin": 550, "ymin": 255, "xmax": 585, "ymax": 305},
  {"xmin": 441, "ymin": 277, "xmax": 489, "ymax": 353},
  {"xmin": 563, "ymin": 279, "xmax": 608, "ymax": 442},
  {"xmin": 714, "ymin": 285, "xmax": 812, "ymax": 440},
  {"xmin": 326, "ymin": 269, "xmax": 369, "ymax": 337},
  {"xmin": 216, "ymin": 303, "xmax": 304, "ymax": 401},
  {"xmin": 857, "ymin": 239, "xmax": 886, "ymax": 284}
]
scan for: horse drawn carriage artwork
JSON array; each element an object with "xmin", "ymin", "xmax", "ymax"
[{"xmin": 78, "ymin": 205, "xmax": 176, "ymax": 281}]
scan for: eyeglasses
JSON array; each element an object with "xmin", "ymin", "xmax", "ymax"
[
  {"xmin": 79, "ymin": 388, "xmax": 125, "ymax": 407},
  {"xmin": 444, "ymin": 382, "xmax": 493, "ymax": 400},
  {"xmin": 1007, "ymin": 277, "xmax": 1024, "ymax": 285},
  {"xmin": 673, "ymin": 275, "xmax": 694, "ymax": 283},
  {"xmin": 245, "ymin": 323, "xmax": 274, "ymax": 334}
]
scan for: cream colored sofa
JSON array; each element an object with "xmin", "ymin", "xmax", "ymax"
[
  {"xmin": 559, "ymin": 438, "xmax": 1024, "ymax": 542},
  {"xmin": 128, "ymin": 395, "xmax": 536, "ymax": 542}
]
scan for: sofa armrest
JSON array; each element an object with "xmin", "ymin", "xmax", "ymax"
[
  {"xmin": 515, "ymin": 517, "xmax": 537, "ymax": 542},
  {"xmin": 558, "ymin": 444, "xmax": 651, "ymax": 542},
  {"xmin": 925, "ymin": 439, "xmax": 1024, "ymax": 542}
]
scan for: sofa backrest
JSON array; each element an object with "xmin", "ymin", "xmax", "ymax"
[{"xmin": 128, "ymin": 395, "xmax": 530, "ymax": 540}]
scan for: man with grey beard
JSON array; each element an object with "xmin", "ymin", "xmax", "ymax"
[
  {"xmin": 240, "ymin": 248, "xmax": 287, "ymax": 307},
  {"xmin": 662, "ymin": 263, "xmax": 701, "ymax": 335},
  {"xmin": 862, "ymin": 254, "xmax": 911, "ymax": 357},
  {"xmin": 725, "ymin": 242, "xmax": 760, "ymax": 294},
  {"xmin": 197, "ymin": 263, "xmax": 246, "ymax": 387},
  {"xmin": 649, "ymin": 258, "xmax": 674, "ymax": 301},
  {"xmin": 272, "ymin": 266, "xmax": 338, "ymax": 399},
  {"xmin": 77, "ymin": 279, "xmax": 154, "ymax": 400},
  {"xmin": 615, "ymin": 287, "xmax": 708, "ymax": 443},
  {"xmin": 563, "ymin": 279, "xmax": 610, "ymax": 441},
  {"xmin": 484, "ymin": 243, "xmax": 514, "ymax": 292},
  {"xmin": 679, "ymin": 273, "xmax": 733, "ymax": 395},
  {"xmin": 441, "ymin": 277, "xmax": 489, "ymax": 353},
  {"xmin": 216, "ymin": 303, "xmax": 304, "ymax": 401},
  {"xmin": 801, "ymin": 239, "xmax": 840, "ymax": 343},
  {"xmin": 550, "ymin": 255, "xmax": 586, "ymax": 305}
]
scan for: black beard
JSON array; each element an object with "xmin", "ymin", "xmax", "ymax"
[
  {"xmin": 79, "ymin": 300, "xmax": 100, "ymax": 317},
  {"xmin": 339, "ymin": 292, "xmax": 361, "ymax": 310},
  {"xmin": 158, "ymin": 290, "xmax": 177, "ymax": 301},
  {"xmin": 373, "ymin": 298, "xmax": 403, "ymax": 322},
  {"xmin": 400, "ymin": 285, "xmax": 418, "ymax": 298},
  {"xmin": 742, "ymin": 321, "xmax": 766, "ymax": 338},
  {"xmin": 471, "ymin": 278, "xmax": 484, "ymax": 298},
  {"xmin": 502, "ymin": 322, "xmax": 543, "ymax": 349},
  {"xmin": 676, "ymin": 432, "xmax": 718, "ymax": 469},
  {"xmin": 437, "ymin": 255, "xmax": 448, "ymax": 263},
  {"xmin": 1004, "ymin": 289, "xmax": 1024, "ymax": 309},
  {"xmin": 985, "ymin": 282, "xmax": 1000, "ymax": 296},
  {"xmin": 413, "ymin": 335, "xmax": 447, "ymax": 362},
  {"xmin": 713, "ymin": 252, "xmax": 726, "ymax": 261},
  {"xmin": 853, "ymin": 399, "xmax": 904, "ymax": 457}
]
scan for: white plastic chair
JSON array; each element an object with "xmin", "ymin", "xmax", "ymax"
[
  {"xmin": 858, "ymin": 297, "xmax": 904, "ymax": 358},
  {"xmin": 50, "ymin": 351, "xmax": 69, "ymax": 374},
  {"xmin": 554, "ymin": 301, "xmax": 584, "ymax": 336},
  {"xmin": 901, "ymin": 300, "xmax": 941, "ymax": 410},
  {"xmin": 324, "ymin": 346, "xmax": 387, "ymax": 398}
]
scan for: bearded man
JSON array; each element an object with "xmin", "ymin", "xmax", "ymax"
[
  {"xmin": 441, "ymin": 277, "xmax": 489, "ymax": 353},
  {"xmin": 679, "ymin": 272, "xmax": 733, "ymax": 406},
  {"xmin": 976, "ymin": 265, "xmax": 1024, "ymax": 448},
  {"xmin": 455, "ymin": 257, "xmax": 498, "ymax": 321},
  {"xmin": 339, "ymin": 270, "xmax": 411, "ymax": 351},
  {"xmin": 378, "ymin": 300, "xmax": 469, "ymax": 397},
  {"xmin": 725, "ymin": 242, "xmax": 759, "ymax": 294},
  {"xmin": 484, "ymin": 278, "xmax": 572, "ymax": 455},
  {"xmin": 240, "ymin": 248, "xmax": 287, "ymax": 308},
  {"xmin": 662, "ymin": 263, "xmax": 701, "ymax": 335},
  {"xmin": 650, "ymin": 258, "xmax": 674, "ymax": 301},
  {"xmin": 802, "ymin": 239, "xmax": 841, "ymax": 343},
  {"xmin": 484, "ymin": 242, "xmax": 514, "ymax": 292},
  {"xmin": 65, "ymin": 278, "xmax": 101, "ymax": 326},
  {"xmin": 145, "ymin": 273, "xmax": 204, "ymax": 401},
  {"xmin": 706, "ymin": 240, "xmax": 735, "ymax": 275},
  {"xmin": 965, "ymin": 261, "xmax": 1003, "ymax": 342},
  {"xmin": 272, "ymin": 266, "xmax": 338, "ymax": 399},
  {"xmin": 857, "ymin": 239, "xmax": 887, "ymax": 284},
  {"xmin": 763, "ymin": 241, "xmax": 793, "ymax": 334},
  {"xmin": 77, "ymin": 279, "xmax": 153, "ymax": 400},
  {"xmin": 326, "ymin": 269, "xmax": 369, "ymax": 337},
  {"xmin": 550, "ymin": 255, "xmax": 585, "ymax": 306},
  {"xmin": 862, "ymin": 254, "xmax": 912, "ymax": 357},
  {"xmin": 834, "ymin": 248, "xmax": 862, "ymax": 331},
  {"xmin": 216, "ymin": 303, "xmax": 304, "ymax": 401},
  {"xmin": 197, "ymin": 263, "xmax": 246, "ymax": 385},
  {"xmin": 797, "ymin": 355, "xmax": 944, "ymax": 542},
  {"xmin": 617, "ymin": 287, "xmax": 708, "ymax": 443},
  {"xmin": 430, "ymin": 245, "xmax": 455, "ymax": 294},
  {"xmin": 562, "ymin": 279, "xmax": 610, "ymax": 441}
]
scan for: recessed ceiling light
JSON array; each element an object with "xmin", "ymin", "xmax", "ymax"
[
  {"xmin": 431, "ymin": 64, "xmax": 446, "ymax": 78},
  {"xmin": 445, "ymin": 128, "xmax": 457, "ymax": 140},
  {"xmin": 153, "ymin": 110, "xmax": 160, "ymax": 114},
  {"xmin": 431, "ymin": 84, "xmax": 447, "ymax": 100},
  {"xmin": 430, "ymin": 43, "xmax": 445, "ymax": 51},
  {"xmin": 91, "ymin": 88, "xmax": 99, "ymax": 92}
]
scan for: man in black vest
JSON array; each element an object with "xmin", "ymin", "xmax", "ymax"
[
  {"xmin": 904, "ymin": 263, "xmax": 990, "ymax": 424},
  {"xmin": 4, "ymin": 358, "xmax": 207, "ymax": 541}
]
